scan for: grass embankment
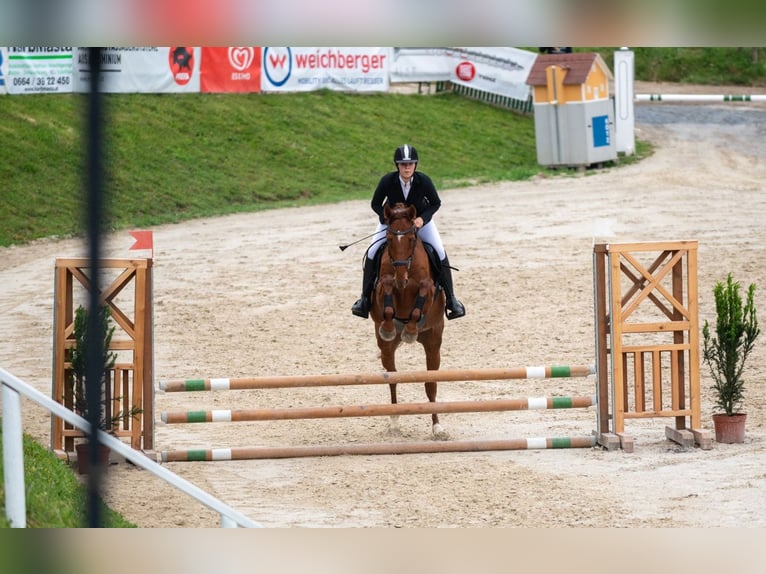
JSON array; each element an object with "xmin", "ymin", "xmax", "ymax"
[
  {"xmin": 0, "ymin": 89, "xmax": 552, "ymax": 247},
  {"xmin": 0, "ymin": 430, "xmax": 135, "ymax": 527}
]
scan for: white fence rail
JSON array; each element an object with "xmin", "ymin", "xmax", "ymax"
[
  {"xmin": 636, "ymin": 94, "xmax": 766, "ymax": 103},
  {"xmin": 0, "ymin": 366, "xmax": 260, "ymax": 528}
]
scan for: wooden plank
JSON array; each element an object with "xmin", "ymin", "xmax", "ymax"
[
  {"xmin": 620, "ymin": 322, "xmax": 691, "ymax": 333},
  {"xmin": 621, "ymin": 343, "xmax": 689, "ymax": 353},
  {"xmin": 610, "ymin": 251, "xmax": 626, "ymax": 434},
  {"xmin": 623, "ymin": 409, "xmax": 692, "ymax": 419},
  {"xmin": 687, "ymin": 247, "xmax": 701, "ymax": 430},
  {"xmin": 635, "ymin": 351, "xmax": 645, "ymax": 412},
  {"xmin": 652, "ymin": 349, "xmax": 662, "ymax": 413},
  {"xmin": 603, "ymin": 240, "xmax": 698, "ymax": 254}
]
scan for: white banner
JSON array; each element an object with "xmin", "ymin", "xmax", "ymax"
[
  {"xmin": 389, "ymin": 47, "xmax": 453, "ymax": 83},
  {"xmin": 4, "ymin": 47, "xmax": 74, "ymax": 94},
  {"xmin": 73, "ymin": 47, "xmax": 201, "ymax": 93},
  {"xmin": 449, "ymin": 47, "xmax": 536, "ymax": 101},
  {"xmin": 261, "ymin": 47, "xmax": 389, "ymax": 93}
]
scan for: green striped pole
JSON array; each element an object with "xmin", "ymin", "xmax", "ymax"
[
  {"xmin": 160, "ymin": 395, "xmax": 598, "ymax": 424},
  {"xmin": 161, "ymin": 435, "xmax": 597, "ymax": 462},
  {"xmin": 159, "ymin": 365, "xmax": 596, "ymax": 392},
  {"xmin": 637, "ymin": 94, "xmax": 764, "ymax": 103}
]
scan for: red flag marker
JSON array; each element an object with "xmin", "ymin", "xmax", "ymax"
[{"xmin": 129, "ymin": 230, "xmax": 154, "ymax": 257}]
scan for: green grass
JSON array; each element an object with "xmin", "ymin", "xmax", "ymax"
[
  {"xmin": 0, "ymin": 428, "xmax": 135, "ymax": 528},
  {"xmin": 0, "ymin": 89, "xmax": 550, "ymax": 247},
  {"xmin": 588, "ymin": 47, "xmax": 766, "ymax": 85}
]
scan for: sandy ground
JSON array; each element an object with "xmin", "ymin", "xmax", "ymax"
[{"xmin": 2, "ymin": 84, "xmax": 766, "ymax": 528}]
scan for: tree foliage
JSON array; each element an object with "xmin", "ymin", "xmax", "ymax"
[{"xmin": 702, "ymin": 274, "xmax": 760, "ymax": 416}]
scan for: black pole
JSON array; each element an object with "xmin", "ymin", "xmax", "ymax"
[{"xmin": 85, "ymin": 46, "xmax": 105, "ymax": 527}]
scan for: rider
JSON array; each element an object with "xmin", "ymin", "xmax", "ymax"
[{"xmin": 351, "ymin": 144, "xmax": 466, "ymax": 320}]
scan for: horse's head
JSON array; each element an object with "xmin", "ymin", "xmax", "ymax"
[{"xmin": 384, "ymin": 202, "xmax": 418, "ymax": 289}]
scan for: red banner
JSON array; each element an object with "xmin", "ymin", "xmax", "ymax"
[{"xmin": 201, "ymin": 47, "xmax": 261, "ymax": 93}]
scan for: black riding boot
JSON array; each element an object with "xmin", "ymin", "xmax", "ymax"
[
  {"xmin": 351, "ymin": 257, "xmax": 376, "ymax": 318},
  {"xmin": 439, "ymin": 256, "xmax": 466, "ymax": 320}
]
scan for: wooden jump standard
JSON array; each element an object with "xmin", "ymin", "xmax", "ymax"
[
  {"xmin": 159, "ymin": 365, "xmax": 595, "ymax": 392},
  {"xmin": 162, "ymin": 436, "xmax": 597, "ymax": 462}
]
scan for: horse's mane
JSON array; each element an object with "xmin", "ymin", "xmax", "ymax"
[{"xmin": 386, "ymin": 202, "xmax": 415, "ymax": 223}]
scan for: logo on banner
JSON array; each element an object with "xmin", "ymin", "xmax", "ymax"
[
  {"xmin": 229, "ymin": 47, "xmax": 254, "ymax": 71},
  {"xmin": 169, "ymin": 47, "xmax": 195, "ymax": 85},
  {"xmin": 228, "ymin": 47, "xmax": 254, "ymax": 80},
  {"xmin": 0, "ymin": 50, "xmax": 4, "ymax": 87},
  {"xmin": 263, "ymin": 47, "xmax": 292, "ymax": 87},
  {"xmin": 455, "ymin": 61, "xmax": 476, "ymax": 82}
]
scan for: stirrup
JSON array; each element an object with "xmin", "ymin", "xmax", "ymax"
[
  {"xmin": 351, "ymin": 297, "xmax": 369, "ymax": 319},
  {"xmin": 445, "ymin": 298, "xmax": 465, "ymax": 320}
]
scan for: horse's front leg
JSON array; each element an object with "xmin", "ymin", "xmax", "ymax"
[
  {"xmin": 401, "ymin": 280, "xmax": 429, "ymax": 344},
  {"xmin": 377, "ymin": 276, "xmax": 397, "ymax": 342}
]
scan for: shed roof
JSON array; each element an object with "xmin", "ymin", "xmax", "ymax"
[{"xmin": 525, "ymin": 52, "xmax": 612, "ymax": 86}]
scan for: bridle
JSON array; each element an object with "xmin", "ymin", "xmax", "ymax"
[{"xmin": 386, "ymin": 223, "xmax": 418, "ymax": 269}]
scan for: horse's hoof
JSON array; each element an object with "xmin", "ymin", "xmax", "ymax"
[
  {"xmin": 378, "ymin": 327, "xmax": 396, "ymax": 341},
  {"xmin": 387, "ymin": 415, "xmax": 401, "ymax": 436},
  {"xmin": 401, "ymin": 330, "xmax": 418, "ymax": 344},
  {"xmin": 432, "ymin": 424, "xmax": 449, "ymax": 441}
]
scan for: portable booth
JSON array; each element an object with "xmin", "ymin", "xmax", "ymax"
[{"xmin": 526, "ymin": 52, "xmax": 617, "ymax": 168}]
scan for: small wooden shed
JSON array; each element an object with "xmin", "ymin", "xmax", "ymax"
[
  {"xmin": 526, "ymin": 52, "xmax": 617, "ymax": 167},
  {"xmin": 527, "ymin": 52, "xmax": 612, "ymax": 104}
]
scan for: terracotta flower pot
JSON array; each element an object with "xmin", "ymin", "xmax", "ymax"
[
  {"xmin": 74, "ymin": 442, "xmax": 111, "ymax": 474},
  {"xmin": 712, "ymin": 413, "xmax": 747, "ymax": 444}
]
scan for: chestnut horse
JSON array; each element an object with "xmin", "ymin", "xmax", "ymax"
[{"xmin": 369, "ymin": 202, "xmax": 447, "ymax": 440}]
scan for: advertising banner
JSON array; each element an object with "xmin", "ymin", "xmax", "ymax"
[
  {"xmin": 389, "ymin": 47, "xmax": 453, "ymax": 83},
  {"xmin": 73, "ymin": 47, "xmax": 202, "ymax": 93},
  {"xmin": 0, "ymin": 48, "xmax": 7, "ymax": 94},
  {"xmin": 261, "ymin": 47, "xmax": 389, "ymax": 93},
  {"xmin": 4, "ymin": 47, "xmax": 74, "ymax": 94},
  {"xmin": 200, "ymin": 47, "xmax": 261, "ymax": 93},
  {"xmin": 449, "ymin": 47, "xmax": 536, "ymax": 101}
]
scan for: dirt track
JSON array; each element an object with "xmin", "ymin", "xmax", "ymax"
[{"xmin": 1, "ymin": 86, "xmax": 765, "ymax": 528}]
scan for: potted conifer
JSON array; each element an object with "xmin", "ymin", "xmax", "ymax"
[
  {"xmin": 702, "ymin": 273, "xmax": 760, "ymax": 443},
  {"xmin": 68, "ymin": 304, "xmax": 142, "ymax": 472}
]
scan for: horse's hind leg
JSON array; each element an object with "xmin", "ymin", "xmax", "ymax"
[
  {"xmin": 424, "ymin": 381, "xmax": 447, "ymax": 440},
  {"xmin": 380, "ymin": 342, "xmax": 401, "ymax": 435},
  {"xmin": 422, "ymin": 332, "xmax": 448, "ymax": 440},
  {"xmin": 387, "ymin": 382, "xmax": 401, "ymax": 435}
]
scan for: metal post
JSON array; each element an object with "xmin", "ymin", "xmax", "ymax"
[{"xmin": 2, "ymin": 384, "xmax": 27, "ymax": 527}]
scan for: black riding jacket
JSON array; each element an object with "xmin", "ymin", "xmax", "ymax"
[{"xmin": 370, "ymin": 171, "xmax": 442, "ymax": 225}]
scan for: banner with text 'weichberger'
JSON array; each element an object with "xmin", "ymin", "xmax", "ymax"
[{"xmin": 261, "ymin": 47, "xmax": 390, "ymax": 93}]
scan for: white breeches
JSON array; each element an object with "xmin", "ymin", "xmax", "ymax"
[{"xmin": 366, "ymin": 220, "xmax": 446, "ymax": 261}]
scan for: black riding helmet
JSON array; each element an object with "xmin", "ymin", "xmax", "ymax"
[{"xmin": 394, "ymin": 144, "xmax": 418, "ymax": 165}]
